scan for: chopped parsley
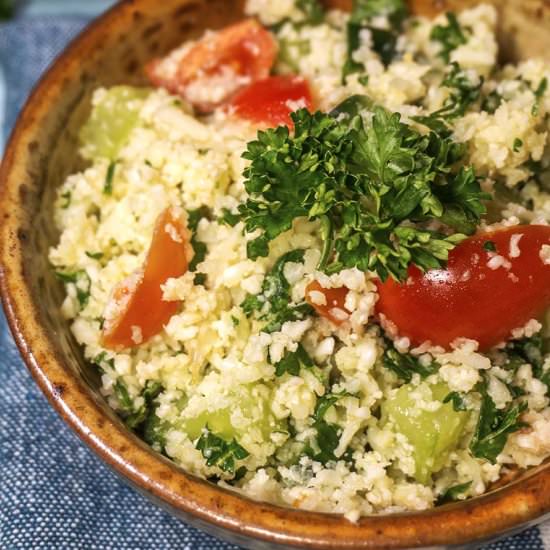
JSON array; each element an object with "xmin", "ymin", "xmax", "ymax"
[
  {"xmin": 219, "ymin": 207, "xmax": 240, "ymax": 227},
  {"xmin": 104, "ymin": 160, "xmax": 117, "ymax": 195},
  {"xmin": 274, "ymin": 343, "xmax": 314, "ymax": 376},
  {"xmin": 305, "ymin": 391, "xmax": 350, "ymax": 464},
  {"xmin": 195, "ymin": 428, "xmax": 249, "ymax": 474},
  {"xmin": 483, "ymin": 240, "xmax": 497, "ymax": 252},
  {"xmin": 60, "ymin": 190, "xmax": 72, "ymax": 209},
  {"xmin": 532, "ymin": 77, "xmax": 548, "ymax": 116},
  {"xmin": 92, "ymin": 351, "xmax": 114, "ymax": 373},
  {"xmin": 187, "ymin": 206, "xmax": 211, "ymax": 272},
  {"xmin": 314, "ymin": 391, "xmax": 351, "ymax": 420},
  {"xmin": 113, "ymin": 379, "xmax": 164, "ymax": 430},
  {"xmin": 481, "ymin": 90, "xmax": 502, "ymax": 114},
  {"xmin": 343, "ymin": 0, "xmax": 407, "ymax": 81},
  {"xmin": 470, "ymin": 378, "xmax": 527, "ymax": 463},
  {"xmin": 437, "ymin": 480, "xmax": 472, "ymax": 504},
  {"xmin": 85, "ymin": 251, "xmax": 104, "ymax": 260},
  {"xmin": 437, "ymin": 63, "xmax": 483, "ymax": 119},
  {"xmin": 296, "ymin": 0, "xmax": 325, "ymax": 25},
  {"xmin": 143, "ymin": 410, "xmax": 170, "ymax": 453},
  {"xmin": 382, "ymin": 339, "xmax": 439, "ymax": 382},
  {"xmin": 236, "ymin": 106, "xmax": 489, "ymax": 282},
  {"xmin": 443, "ymin": 391, "xmax": 468, "ymax": 412},
  {"xmin": 505, "ymin": 335, "xmax": 547, "ymax": 388},
  {"xmin": 241, "ymin": 250, "xmax": 313, "ymax": 333},
  {"xmin": 513, "ymin": 138, "xmax": 523, "ymax": 152},
  {"xmin": 193, "ymin": 273, "xmax": 207, "ymax": 286},
  {"xmin": 415, "ymin": 63, "xmax": 483, "ymax": 129},
  {"xmin": 430, "ymin": 12, "xmax": 468, "ymax": 63},
  {"xmin": 278, "ymin": 37, "xmax": 311, "ymax": 72},
  {"xmin": 55, "ymin": 269, "xmax": 91, "ymax": 308}
]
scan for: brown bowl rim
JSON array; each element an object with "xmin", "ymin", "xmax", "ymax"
[{"xmin": 2, "ymin": 1, "xmax": 550, "ymax": 548}]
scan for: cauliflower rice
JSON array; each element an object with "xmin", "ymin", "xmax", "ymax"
[{"xmin": 49, "ymin": 1, "xmax": 550, "ymax": 521}]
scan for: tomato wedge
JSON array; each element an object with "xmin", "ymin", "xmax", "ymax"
[
  {"xmin": 146, "ymin": 19, "xmax": 277, "ymax": 112},
  {"xmin": 305, "ymin": 280, "xmax": 351, "ymax": 325},
  {"xmin": 101, "ymin": 207, "xmax": 189, "ymax": 350},
  {"xmin": 376, "ymin": 225, "xmax": 550, "ymax": 351},
  {"xmin": 229, "ymin": 75, "xmax": 313, "ymax": 128}
]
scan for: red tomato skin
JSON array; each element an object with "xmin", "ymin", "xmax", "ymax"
[
  {"xmin": 229, "ymin": 75, "xmax": 313, "ymax": 128},
  {"xmin": 305, "ymin": 280, "xmax": 350, "ymax": 325},
  {"xmin": 101, "ymin": 207, "xmax": 189, "ymax": 350},
  {"xmin": 146, "ymin": 19, "xmax": 277, "ymax": 112},
  {"xmin": 376, "ymin": 225, "xmax": 550, "ymax": 351}
]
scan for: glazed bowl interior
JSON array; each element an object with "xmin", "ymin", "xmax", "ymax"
[{"xmin": 1, "ymin": 0, "xmax": 550, "ymax": 548}]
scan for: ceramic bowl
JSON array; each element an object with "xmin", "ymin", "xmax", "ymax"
[{"xmin": 1, "ymin": 0, "xmax": 550, "ymax": 548}]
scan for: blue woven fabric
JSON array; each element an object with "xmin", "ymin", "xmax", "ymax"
[{"xmin": 0, "ymin": 5, "xmax": 546, "ymax": 550}]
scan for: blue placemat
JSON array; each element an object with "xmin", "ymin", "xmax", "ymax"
[{"xmin": 0, "ymin": 3, "xmax": 546, "ymax": 549}]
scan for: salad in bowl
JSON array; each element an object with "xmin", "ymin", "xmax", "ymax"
[{"xmin": 48, "ymin": 0, "xmax": 550, "ymax": 521}]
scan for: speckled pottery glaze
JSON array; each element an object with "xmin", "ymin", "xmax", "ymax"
[{"xmin": 1, "ymin": 1, "xmax": 550, "ymax": 548}]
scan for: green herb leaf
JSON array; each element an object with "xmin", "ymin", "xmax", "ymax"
[
  {"xmin": 483, "ymin": 240, "xmax": 496, "ymax": 252},
  {"xmin": 219, "ymin": 207, "xmax": 241, "ymax": 227},
  {"xmin": 309, "ymin": 420, "xmax": 340, "ymax": 464},
  {"xmin": 437, "ymin": 480, "xmax": 472, "ymax": 504},
  {"xmin": 237, "ymin": 106, "xmax": 487, "ymax": 282},
  {"xmin": 329, "ymin": 94, "xmax": 376, "ymax": 121},
  {"xmin": 532, "ymin": 77, "xmax": 548, "ymax": 116},
  {"xmin": 114, "ymin": 379, "xmax": 134, "ymax": 412},
  {"xmin": 241, "ymin": 250, "xmax": 313, "ymax": 333},
  {"xmin": 85, "ymin": 251, "xmax": 104, "ymax": 260},
  {"xmin": 55, "ymin": 269, "xmax": 91, "ymax": 308},
  {"xmin": 470, "ymin": 379, "xmax": 528, "ymax": 463},
  {"xmin": 104, "ymin": 160, "xmax": 117, "ymax": 195},
  {"xmin": 443, "ymin": 391, "xmax": 468, "ymax": 412},
  {"xmin": 436, "ymin": 166, "xmax": 489, "ymax": 234},
  {"xmin": 438, "ymin": 63, "xmax": 483, "ymax": 119},
  {"xmin": 193, "ymin": 273, "xmax": 207, "ymax": 286},
  {"xmin": 296, "ymin": 0, "xmax": 325, "ymax": 24},
  {"xmin": 382, "ymin": 339, "xmax": 439, "ymax": 382},
  {"xmin": 430, "ymin": 12, "xmax": 467, "ymax": 63},
  {"xmin": 187, "ymin": 206, "xmax": 211, "ymax": 272},
  {"xmin": 481, "ymin": 90, "xmax": 502, "ymax": 114},
  {"xmin": 195, "ymin": 428, "xmax": 249, "ymax": 474},
  {"xmin": 60, "ymin": 190, "xmax": 72, "ymax": 209},
  {"xmin": 343, "ymin": 0, "xmax": 407, "ymax": 81},
  {"xmin": 113, "ymin": 379, "xmax": 164, "ymax": 430},
  {"xmin": 92, "ymin": 351, "xmax": 114, "ymax": 374},
  {"xmin": 416, "ymin": 63, "xmax": 483, "ymax": 129},
  {"xmin": 304, "ymin": 391, "xmax": 350, "ymax": 464},
  {"xmin": 513, "ymin": 138, "xmax": 523, "ymax": 152},
  {"xmin": 349, "ymin": 0, "xmax": 407, "ymax": 25},
  {"xmin": 505, "ymin": 335, "xmax": 546, "ymax": 386},
  {"xmin": 314, "ymin": 391, "xmax": 351, "ymax": 421},
  {"xmin": 274, "ymin": 343, "xmax": 314, "ymax": 376},
  {"xmin": 143, "ymin": 410, "xmax": 170, "ymax": 452}
]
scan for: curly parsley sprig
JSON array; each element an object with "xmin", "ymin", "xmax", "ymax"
[{"xmin": 233, "ymin": 104, "xmax": 489, "ymax": 282}]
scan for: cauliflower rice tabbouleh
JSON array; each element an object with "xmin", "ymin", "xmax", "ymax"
[{"xmin": 49, "ymin": 0, "xmax": 550, "ymax": 520}]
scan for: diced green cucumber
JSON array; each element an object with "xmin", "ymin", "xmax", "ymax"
[
  {"xmin": 383, "ymin": 382, "xmax": 469, "ymax": 483},
  {"xmin": 182, "ymin": 384, "xmax": 283, "ymax": 446},
  {"xmin": 80, "ymin": 86, "xmax": 149, "ymax": 160}
]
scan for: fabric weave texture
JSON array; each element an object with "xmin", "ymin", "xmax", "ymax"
[{"xmin": 0, "ymin": 4, "xmax": 547, "ymax": 549}]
